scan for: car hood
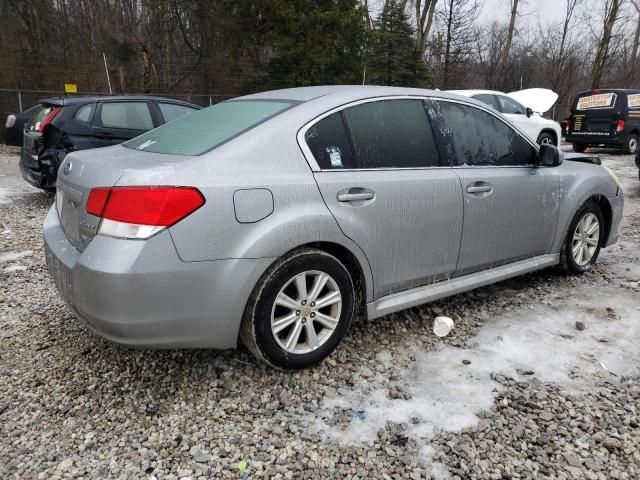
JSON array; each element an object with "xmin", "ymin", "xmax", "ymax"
[{"xmin": 507, "ymin": 88, "xmax": 558, "ymax": 114}]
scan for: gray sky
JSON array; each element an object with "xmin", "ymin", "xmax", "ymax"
[{"xmin": 478, "ymin": 0, "xmax": 567, "ymax": 25}]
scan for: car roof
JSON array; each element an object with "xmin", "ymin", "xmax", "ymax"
[
  {"xmin": 574, "ymin": 88, "xmax": 640, "ymax": 96},
  {"xmin": 235, "ymin": 85, "xmax": 489, "ymax": 105},
  {"xmin": 447, "ymin": 89, "xmax": 504, "ymax": 97},
  {"xmin": 38, "ymin": 95, "xmax": 201, "ymax": 109}
]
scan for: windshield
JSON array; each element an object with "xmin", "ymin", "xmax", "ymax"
[{"xmin": 124, "ymin": 99, "xmax": 297, "ymax": 156}]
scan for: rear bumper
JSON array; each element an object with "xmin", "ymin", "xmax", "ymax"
[
  {"xmin": 20, "ymin": 149, "xmax": 56, "ymax": 189},
  {"xmin": 605, "ymin": 189, "xmax": 624, "ymax": 247},
  {"xmin": 566, "ymin": 132, "xmax": 626, "ymax": 147},
  {"xmin": 43, "ymin": 206, "xmax": 274, "ymax": 349}
]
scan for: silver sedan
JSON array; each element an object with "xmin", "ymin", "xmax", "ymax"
[{"xmin": 44, "ymin": 86, "xmax": 624, "ymax": 369}]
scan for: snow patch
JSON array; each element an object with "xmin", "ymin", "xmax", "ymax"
[
  {"xmin": 0, "ymin": 250, "xmax": 34, "ymax": 263},
  {"xmin": 0, "ymin": 187, "xmax": 12, "ymax": 205},
  {"xmin": 3, "ymin": 265, "xmax": 27, "ymax": 273},
  {"xmin": 315, "ymin": 286, "xmax": 640, "ymax": 448}
]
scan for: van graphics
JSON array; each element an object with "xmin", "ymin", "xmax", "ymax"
[
  {"xmin": 576, "ymin": 93, "xmax": 616, "ymax": 110},
  {"xmin": 628, "ymin": 93, "xmax": 640, "ymax": 109}
]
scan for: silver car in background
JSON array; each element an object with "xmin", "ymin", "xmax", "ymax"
[{"xmin": 44, "ymin": 86, "xmax": 624, "ymax": 369}]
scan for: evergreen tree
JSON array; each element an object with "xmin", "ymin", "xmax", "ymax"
[
  {"xmin": 367, "ymin": 1, "xmax": 429, "ymax": 87},
  {"xmin": 261, "ymin": 0, "xmax": 369, "ymax": 88}
]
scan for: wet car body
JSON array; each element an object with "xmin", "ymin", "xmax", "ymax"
[
  {"xmin": 20, "ymin": 95, "xmax": 200, "ymax": 190},
  {"xmin": 43, "ymin": 86, "xmax": 624, "ymax": 369}
]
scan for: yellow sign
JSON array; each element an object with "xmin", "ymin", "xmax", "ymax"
[
  {"xmin": 576, "ymin": 93, "xmax": 615, "ymax": 110},
  {"xmin": 628, "ymin": 94, "xmax": 640, "ymax": 109},
  {"xmin": 64, "ymin": 83, "xmax": 78, "ymax": 93}
]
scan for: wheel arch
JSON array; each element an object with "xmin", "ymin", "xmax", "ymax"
[{"xmin": 588, "ymin": 194, "xmax": 613, "ymax": 246}]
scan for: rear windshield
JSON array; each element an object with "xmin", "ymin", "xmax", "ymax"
[
  {"xmin": 25, "ymin": 104, "xmax": 52, "ymax": 132},
  {"xmin": 573, "ymin": 92, "xmax": 618, "ymax": 111},
  {"xmin": 124, "ymin": 99, "xmax": 297, "ymax": 156}
]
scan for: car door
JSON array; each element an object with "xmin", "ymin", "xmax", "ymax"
[
  {"xmin": 431, "ymin": 99, "xmax": 561, "ymax": 275},
  {"xmin": 91, "ymin": 101, "xmax": 156, "ymax": 148},
  {"xmin": 302, "ymin": 98, "xmax": 463, "ymax": 298}
]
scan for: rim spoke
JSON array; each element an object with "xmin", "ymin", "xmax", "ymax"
[
  {"xmin": 305, "ymin": 323, "xmax": 318, "ymax": 349},
  {"xmin": 576, "ymin": 243, "xmax": 584, "ymax": 264},
  {"xmin": 585, "ymin": 236, "xmax": 598, "ymax": 247},
  {"xmin": 572, "ymin": 241, "xmax": 582, "ymax": 256},
  {"xmin": 314, "ymin": 312, "xmax": 339, "ymax": 330},
  {"xmin": 272, "ymin": 311, "xmax": 298, "ymax": 334},
  {"xmin": 586, "ymin": 222, "xmax": 599, "ymax": 236},
  {"xmin": 314, "ymin": 291, "xmax": 341, "ymax": 309},
  {"xmin": 285, "ymin": 320, "xmax": 303, "ymax": 350},
  {"xmin": 294, "ymin": 274, "xmax": 308, "ymax": 301},
  {"xmin": 276, "ymin": 292, "xmax": 300, "ymax": 311},
  {"xmin": 308, "ymin": 273, "xmax": 329, "ymax": 302}
]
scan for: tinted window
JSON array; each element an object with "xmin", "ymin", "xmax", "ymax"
[
  {"xmin": 158, "ymin": 103, "xmax": 197, "ymax": 123},
  {"xmin": 26, "ymin": 105, "xmax": 52, "ymax": 132},
  {"xmin": 74, "ymin": 104, "xmax": 95, "ymax": 124},
  {"xmin": 305, "ymin": 112, "xmax": 356, "ymax": 169},
  {"xmin": 439, "ymin": 101, "xmax": 536, "ymax": 166},
  {"xmin": 125, "ymin": 100, "xmax": 295, "ymax": 156},
  {"xmin": 100, "ymin": 102, "xmax": 154, "ymax": 130},
  {"xmin": 473, "ymin": 94, "xmax": 499, "ymax": 109},
  {"xmin": 343, "ymin": 100, "xmax": 439, "ymax": 168},
  {"xmin": 497, "ymin": 95, "xmax": 525, "ymax": 115}
]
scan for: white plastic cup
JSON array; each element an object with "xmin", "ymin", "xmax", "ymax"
[{"xmin": 433, "ymin": 316, "xmax": 454, "ymax": 337}]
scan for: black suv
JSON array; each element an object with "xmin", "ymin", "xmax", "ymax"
[
  {"xmin": 20, "ymin": 95, "xmax": 200, "ymax": 189},
  {"xmin": 566, "ymin": 89, "xmax": 640, "ymax": 154}
]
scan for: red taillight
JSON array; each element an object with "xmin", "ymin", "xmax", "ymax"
[
  {"xmin": 39, "ymin": 106, "xmax": 61, "ymax": 133},
  {"xmin": 592, "ymin": 88, "xmax": 601, "ymax": 94},
  {"xmin": 616, "ymin": 119, "xmax": 625, "ymax": 132},
  {"xmin": 86, "ymin": 186, "xmax": 205, "ymax": 237}
]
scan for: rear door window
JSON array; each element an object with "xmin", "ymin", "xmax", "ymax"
[
  {"xmin": 574, "ymin": 92, "xmax": 617, "ymax": 111},
  {"xmin": 438, "ymin": 101, "xmax": 536, "ymax": 166},
  {"xmin": 305, "ymin": 112, "xmax": 356, "ymax": 169},
  {"xmin": 473, "ymin": 94, "xmax": 499, "ymax": 110},
  {"xmin": 99, "ymin": 102, "xmax": 154, "ymax": 130},
  {"xmin": 342, "ymin": 99, "xmax": 440, "ymax": 168},
  {"xmin": 158, "ymin": 103, "xmax": 197, "ymax": 123},
  {"xmin": 496, "ymin": 95, "xmax": 526, "ymax": 115}
]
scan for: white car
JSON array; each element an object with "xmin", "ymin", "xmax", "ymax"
[{"xmin": 448, "ymin": 89, "xmax": 562, "ymax": 146}]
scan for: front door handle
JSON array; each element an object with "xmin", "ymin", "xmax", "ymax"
[
  {"xmin": 466, "ymin": 183, "xmax": 493, "ymax": 195},
  {"xmin": 337, "ymin": 188, "xmax": 375, "ymax": 203}
]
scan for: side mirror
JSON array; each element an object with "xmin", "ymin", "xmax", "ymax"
[
  {"xmin": 526, "ymin": 107, "xmax": 533, "ymax": 118},
  {"xmin": 539, "ymin": 144, "xmax": 563, "ymax": 167}
]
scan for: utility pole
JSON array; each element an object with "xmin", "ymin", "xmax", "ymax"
[{"xmin": 103, "ymin": 53, "xmax": 113, "ymax": 94}]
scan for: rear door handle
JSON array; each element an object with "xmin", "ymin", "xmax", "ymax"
[
  {"xmin": 466, "ymin": 183, "xmax": 493, "ymax": 194},
  {"xmin": 337, "ymin": 189, "xmax": 375, "ymax": 202}
]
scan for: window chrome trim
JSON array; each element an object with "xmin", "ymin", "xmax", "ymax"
[{"xmin": 296, "ymin": 94, "xmax": 541, "ymax": 172}]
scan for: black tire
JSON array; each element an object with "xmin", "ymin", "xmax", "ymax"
[
  {"xmin": 560, "ymin": 201, "xmax": 605, "ymax": 275},
  {"xmin": 624, "ymin": 133, "xmax": 638, "ymax": 154},
  {"xmin": 240, "ymin": 248, "xmax": 355, "ymax": 369},
  {"xmin": 573, "ymin": 143, "xmax": 588, "ymax": 153},
  {"xmin": 537, "ymin": 132, "xmax": 556, "ymax": 146}
]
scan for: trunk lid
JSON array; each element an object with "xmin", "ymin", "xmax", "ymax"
[{"xmin": 56, "ymin": 144, "xmax": 194, "ymax": 251}]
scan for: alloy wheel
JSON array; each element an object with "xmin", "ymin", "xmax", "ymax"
[
  {"xmin": 270, "ymin": 270, "xmax": 342, "ymax": 354},
  {"xmin": 571, "ymin": 213, "xmax": 600, "ymax": 266}
]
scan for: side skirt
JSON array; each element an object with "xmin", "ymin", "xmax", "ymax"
[{"xmin": 366, "ymin": 254, "xmax": 559, "ymax": 320}]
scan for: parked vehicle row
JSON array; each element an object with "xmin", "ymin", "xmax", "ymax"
[
  {"xmin": 15, "ymin": 96, "xmax": 199, "ymax": 189},
  {"xmin": 44, "ymin": 86, "xmax": 624, "ymax": 369}
]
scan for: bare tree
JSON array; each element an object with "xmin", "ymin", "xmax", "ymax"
[
  {"xmin": 413, "ymin": 0, "xmax": 438, "ymax": 57},
  {"xmin": 500, "ymin": 0, "xmax": 520, "ymax": 69},
  {"xmin": 591, "ymin": 0, "xmax": 625, "ymax": 87}
]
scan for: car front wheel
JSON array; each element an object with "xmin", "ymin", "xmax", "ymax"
[
  {"xmin": 560, "ymin": 201, "xmax": 604, "ymax": 274},
  {"xmin": 537, "ymin": 132, "xmax": 556, "ymax": 146},
  {"xmin": 240, "ymin": 248, "xmax": 355, "ymax": 369}
]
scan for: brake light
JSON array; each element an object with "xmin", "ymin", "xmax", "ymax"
[
  {"xmin": 616, "ymin": 119, "xmax": 625, "ymax": 132},
  {"xmin": 592, "ymin": 89, "xmax": 601, "ymax": 94},
  {"xmin": 39, "ymin": 106, "xmax": 61, "ymax": 133},
  {"xmin": 86, "ymin": 186, "xmax": 205, "ymax": 239}
]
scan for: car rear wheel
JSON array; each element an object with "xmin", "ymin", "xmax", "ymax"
[
  {"xmin": 537, "ymin": 132, "xmax": 556, "ymax": 146},
  {"xmin": 240, "ymin": 248, "xmax": 354, "ymax": 369},
  {"xmin": 560, "ymin": 201, "xmax": 604, "ymax": 275},
  {"xmin": 624, "ymin": 133, "xmax": 638, "ymax": 154},
  {"xmin": 572, "ymin": 143, "xmax": 588, "ymax": 153}
]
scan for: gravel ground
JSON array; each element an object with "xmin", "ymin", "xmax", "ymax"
[{"xmin": 0, "ymin": 143, "xmax": 638, "ymax": 480}]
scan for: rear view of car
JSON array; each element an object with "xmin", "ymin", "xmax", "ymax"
[
  {"xmin": 566, "ymin": 89, "xmax": 640, "ymax": 154},
  {"xmin": 20, "ymin": 96, "xmax": 200, "ymax": 190}
]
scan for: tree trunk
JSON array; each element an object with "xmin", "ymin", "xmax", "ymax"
[
  {"xmin": 500, "ymin": 0, "xmax": 519, "ymax": 69},
  {"xmin": 591, "ymin": 0, "xmax": 622, "ymax": 88}
]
